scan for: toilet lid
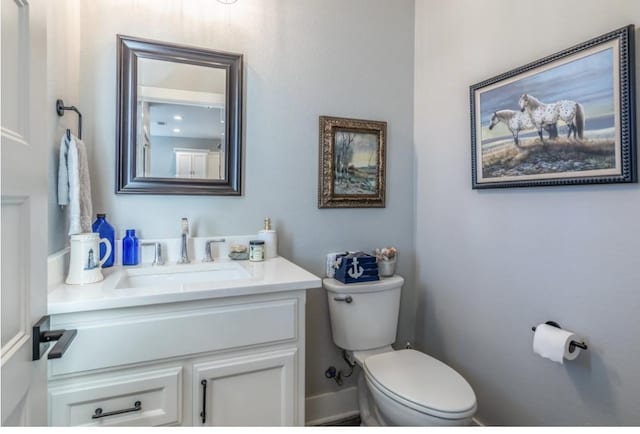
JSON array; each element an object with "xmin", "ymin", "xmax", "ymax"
[{"xmin": 364, "ymin": 349, "xmax": 476, "ymax": 419}]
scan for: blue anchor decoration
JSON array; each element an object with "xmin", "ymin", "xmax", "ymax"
[
  {"xmin": 347, "ymin": 257, "xmax": 364, "ymax": 279},
  {"xmin": 334, "ymin": 252, "xmax": 379, "ymax": 284}
]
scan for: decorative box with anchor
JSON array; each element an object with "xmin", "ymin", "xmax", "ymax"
[{"xmin": 334, "ymin": 252, "xmax": 379, "ymax": 284}]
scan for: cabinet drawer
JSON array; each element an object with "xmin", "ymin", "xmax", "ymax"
[
  {"xmin": 50, "ymin": 298, "xmax": 298, "ymax": 376},
  {"xmin": 49, "ymin": 366, "xmax": 182, "ymax": 426}
]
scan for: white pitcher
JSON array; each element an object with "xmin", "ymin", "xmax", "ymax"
[{"xmin": 66, "ymin": 233, "xmax": 112, "ymax": 285}]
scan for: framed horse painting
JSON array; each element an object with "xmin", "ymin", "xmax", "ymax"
[
  {"xmin": 470, "ymin": 25, "xmax": 636, "ymax": 189},
  {"xmin": 318, "ymin": 116, "xmax": 387, "ymax": 208}
]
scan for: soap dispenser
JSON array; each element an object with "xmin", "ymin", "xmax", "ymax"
[{"xmin": 257, "ymin": 217, "xmax": 278, "ymax": 259}]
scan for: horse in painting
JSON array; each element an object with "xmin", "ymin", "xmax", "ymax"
[
  {"xmin": 518, "ymin": 93, "xmax": 585, "ymax": 143},
  {"xmin": 488, "ymin": 109, "xmax": 558, "ymax": 147}
]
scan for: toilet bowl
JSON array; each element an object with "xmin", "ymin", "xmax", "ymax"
[
  {"xmin": 323, "ymin": 276, "xmax": 477, "ymax": 426},
  {"xmin": 359, "ymin": 349, "xmax": 476, "ymax": 426}
]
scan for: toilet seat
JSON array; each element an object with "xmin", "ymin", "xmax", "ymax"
[{"xmin": 363, "ymin": 349, "xmax": 477, "ymax": 420}]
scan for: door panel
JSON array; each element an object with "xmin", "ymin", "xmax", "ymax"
[
  {"xmin": 1, "ymin": 198, "xmax": 29, "ymax": 351},
  {"xmin": 1, "ymin": 0, "xmax": 49, "ymax": 426},
  {"xmin": 1, "ymin": 0, "xmax": 28, "ymax": 137}
]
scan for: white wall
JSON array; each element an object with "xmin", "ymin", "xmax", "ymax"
[
  {"xmin": 414, "ymin": 0, "xmax": 640, "ymax": 426},
  {"xmin": 48, "ymin": 0, "xmax": 416, "ymax": 401},
  {"xmin": 46, "ymin": 0, "xmax": 81, "ymax": 253}
]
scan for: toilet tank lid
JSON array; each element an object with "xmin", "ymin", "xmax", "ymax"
[{"xmin": 323, "ymin": 275, "xmax": 404, "ymax": 294}]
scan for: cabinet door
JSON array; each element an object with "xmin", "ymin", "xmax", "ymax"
[
  {"xmin": 191, "ymin": 153, "xmax": 207, "ymax": 178},
  {"xmin": 206, "ymin": 152, "xmax": 220, "ymax": 179},
  {"xmin": 175, "ymin": 152, "xmax": 192, "ymax": 178},
  {"xmin": 193, "ymin": 348, "xmax": 296, "ymax": 426}
]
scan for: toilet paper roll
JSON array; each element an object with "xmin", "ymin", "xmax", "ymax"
[{"xmin": 532, "ymin": 323, "xmax": 582, "ymax": 364}]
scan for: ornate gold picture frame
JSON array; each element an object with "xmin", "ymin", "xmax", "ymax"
[{"xmin": 318, "ymin": 116, "xmax": 386, "ymax": 208}]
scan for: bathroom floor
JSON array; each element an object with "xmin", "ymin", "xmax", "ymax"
[{"xmin": 321, "ymin": 415, "xmax": 361, "ymax": 426}]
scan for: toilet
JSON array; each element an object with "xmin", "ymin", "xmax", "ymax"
[{"xmin": 323, "ymin": 275, "xmax": 477, "ymax": 426}]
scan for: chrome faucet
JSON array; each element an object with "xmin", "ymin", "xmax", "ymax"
[
  {"xmin": 141, "ymin": 242, "xmax": 164, "ymax": 266},
  {"xmin": 203, "ymin": 239, "xmax": 226, "ymax": 262},
  {"xmin": 178, "ymin": 218, "xmax": 190, "ymax": 264}
]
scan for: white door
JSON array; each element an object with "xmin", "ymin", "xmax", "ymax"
[
  {"xmin": 193, "ymin": 349, "xmax": 296, "ymax": 426},
  {"xmin": 1, "ymin": 0, "xmax": 49, "ymax": 426},
  {"xmin": 175, "ymin": 152, "xmax": 191, "ymax": 178},
  {"xmin": 190, "ymin": 152, "xmax": 207, "ymax": 179}
]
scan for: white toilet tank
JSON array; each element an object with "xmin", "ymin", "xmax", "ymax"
[{"xmin": 323, "ymin": 275, "xmax": 404, "ymax": 351}]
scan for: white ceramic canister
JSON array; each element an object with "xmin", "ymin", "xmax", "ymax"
[
  {"xmin": 257, "ymin": 217, "xmax": 278, "ymax": 259},
  {"xmin": 66, "ymin": 232, "xmax": 113, "ymax": 285}
]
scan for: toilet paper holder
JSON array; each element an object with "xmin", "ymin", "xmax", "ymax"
[{"xmin": 531, "ymin": 321, "xmax": 588, "ymax": 351}]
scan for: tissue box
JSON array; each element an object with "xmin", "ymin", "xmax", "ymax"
[{"xmin": 334, "ymin": 252, "xmax": 379, "ymax": 284}]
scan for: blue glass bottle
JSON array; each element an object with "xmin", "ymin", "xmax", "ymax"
[
  {"xmin": 122, "ymin": 229, "xmax": 139, "ymax": 266},
  {"xmin": 92, "ymin": 213, "xmax": 115, "ymax": 268}
]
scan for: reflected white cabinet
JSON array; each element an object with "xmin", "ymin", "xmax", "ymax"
[
  {"xmin": 47, "ymin": 291, "xmax": 306, "ymax": 426},
  {"xmin": 175, "ymin": 150, "xmax": 208, "ymax": 178},
  {"xmin": 206, "ymin": 151, "xmax": 221, "ymax": 179},
  {"xmin": 175, "ymin": 149, "xmax": 221, "ymax": 179}
]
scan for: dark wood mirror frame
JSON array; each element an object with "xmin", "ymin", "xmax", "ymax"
[{"xmin": 116, "ymin": 35, "xmax": 243, "ymax": 195}]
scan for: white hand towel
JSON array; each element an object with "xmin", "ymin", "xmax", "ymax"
[
  {"xmin": 75, "ymin": 137, "xmax": 93, "ymax": 233},
  {"xmin": 67, "ymin": 136, "xmax": 81, "ymax": 234},
  {"xmin": 57, "ymin": 135, "xmax": 70, "ymax": 206},
  {"xmin": 66, "ymin": 135, "xmax": 93, "ymax": 235}
]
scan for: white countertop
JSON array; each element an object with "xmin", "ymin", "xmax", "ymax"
[{"xmin": 48, "ymin": 257, "xmax": 321, "ymax": 315}]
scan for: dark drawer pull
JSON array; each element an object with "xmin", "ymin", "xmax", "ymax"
[
  {"xmin": 92, "ymin": 401, "xmax": 142, "ymax": 419},
  {"xmin": 200, "ymin": 379, "xmax": 208, "ymax": 424}
]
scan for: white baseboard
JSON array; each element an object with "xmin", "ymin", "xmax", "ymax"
[{"xmin": 305, "ymin": 386, "xmax": 359, "ymax": 426}]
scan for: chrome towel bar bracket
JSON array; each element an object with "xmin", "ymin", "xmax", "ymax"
[{"xmin": 56, "ymin": 98, "xmax": 83, "ymax": 140}]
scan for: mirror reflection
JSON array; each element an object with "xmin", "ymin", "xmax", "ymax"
[
  {"xmin": 116, "ymin": 35, "xmax": 242, "ymax": 195},
  {"xmin": 137, "ymin": 58, "xmax": 226, "ymax": 180}
]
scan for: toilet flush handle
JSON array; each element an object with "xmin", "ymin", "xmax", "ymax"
[{"xmin": 334, "ymin": 296, "xmax": 353, "ymax": 303}]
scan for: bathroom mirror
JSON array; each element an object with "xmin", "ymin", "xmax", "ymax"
[{"xmin": 116, "ymin": 35, "xmax": 242, "ymax": 195}]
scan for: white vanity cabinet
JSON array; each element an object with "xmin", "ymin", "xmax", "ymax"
[
  {"xmin": 47, "ymin": 290, "xmax": 306, "ymax": 427},
  {"xmin": 175, "ymin": 150, "xmax": 207, "ymax": 178}
]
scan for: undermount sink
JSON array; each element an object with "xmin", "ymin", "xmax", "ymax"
[{"xmin": 114, "ymin": 262, "xmax": 251, "ymax": 289}]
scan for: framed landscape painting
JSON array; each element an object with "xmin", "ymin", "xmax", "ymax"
[
  {"xmin": 470, "ymin": 25, "xmax": 636, "ymax": 189},
  {"xmin": 318, "ymin": 116, "xmax": 386, "ymax": 208}
]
